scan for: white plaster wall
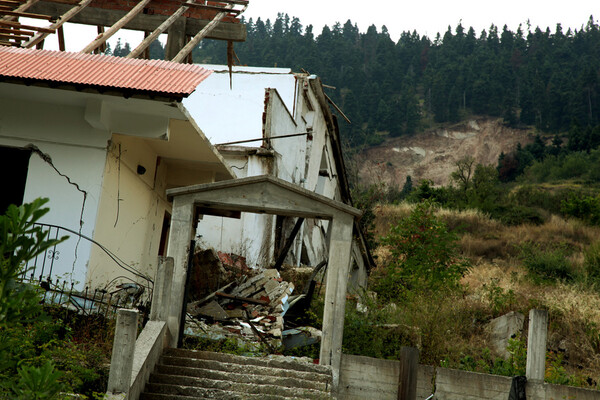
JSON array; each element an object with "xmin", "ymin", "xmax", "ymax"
[
  {"xmin": 268, "ymin": 90, "xmax": 306, "ymax": 185},
  {"xmin": 86, "ymin": 135, "xmax": 171, "ymax": 290},
  {"xmin": 0, "ymin": 84, "xmax": 113, "ymax": 287},
  {"xmin": 23, "ymin": 144, "xmax": 106, "ymax": 286},
  {"xmin": 196, "ymin": 154, "xmax": 275, "ymax": 268},
  {"xmin": 184, "ymin": 65, "xmax": 296, "ymax": 145}
]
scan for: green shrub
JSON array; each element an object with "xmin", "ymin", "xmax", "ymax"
[
  {"xmin": 518, "ymin": 242, "xmax": 575, "ymax": 282},
  {"xmin": 584, "ymin": 242, "xmax": 600, "ymax": 284},
  {"xmin": 11, "ymin": 361, "xmax": 65, "ymax": 400},
  {"xmin": 483, "ymin": 279, "xmax": 517, "ymax": 317},
  {"xmin": 491, "ymin": 205, "xmax": 546, "ymax": 226},
  {"xmin": 561, "ymin": 194, "xmax": 600, "ymax": 224},
  {"xmin": 373, "ymin": 201, "xmax": 470, "ymax": 301},
  {"xmin": 509, "ymin": 185, "xmax": 571, "ymax": 215}
]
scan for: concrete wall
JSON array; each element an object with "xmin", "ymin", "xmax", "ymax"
[
  {"xmin": 0, "ymin": 83, "xmax": 111, "ymax": 287},
  {"xmin": 338, "ymin": 354, "xmax": 434, "ymax": 400},
  {"xmin": 87, "ymin": 135, "xmax": 171, "ymax": 288},
  {"xmin": 338, "ymin": 354, "xmax": 600, "ymax": 400},
  {"xmin": 435, "ymin": 368, "xmax": 512, "ymax": 400},
  {"xmin": 195, "ymin": 152, "xmax": 276, "ymax": 268},
  {"xmin": 184, "ymin": 65, "xmax": 296, "ymax": 146}
]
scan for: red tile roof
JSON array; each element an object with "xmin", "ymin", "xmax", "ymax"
[{"xmin": 0, "ymin": 47, "xmax": 211, "ymax": 97}]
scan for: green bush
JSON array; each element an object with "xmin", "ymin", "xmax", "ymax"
[
  {"xmin": 0, "ymin": 200, "xmax": 112, "ymax": 399},
  {"xmin": 518, "ymin": 242, "xmax": 575, "ymax": 282},
  {"xmin": 561, "ymin": 194, "xmax": 600, "ymax": 224},
  {"xmin": 584, "ymin": 242, "xmax": 600, "ymax": 284},
  {"xmin": 373, "ymin": 201, "xmax": 470, "ymax": 301},
  {"xmin": 491, "ymin": 205, "xmax": 546, "ymax": 226},
  {"xmin": 509, "ymin": 185, "xmax": 571, "ymax": 215}
]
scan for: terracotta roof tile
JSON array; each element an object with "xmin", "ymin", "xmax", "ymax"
[{"xmin": 0, "ymin": 47, "xmax": 211, "ymax": 96}]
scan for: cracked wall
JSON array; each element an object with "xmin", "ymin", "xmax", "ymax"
[
  {"xmin": 87, "ymin": 134, "xmax": 171, "ymax": 290},
  {"xmin": 0, "ymin": 84, "xmax": 110, "ymax": 287}
]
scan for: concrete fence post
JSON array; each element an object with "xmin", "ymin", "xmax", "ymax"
[
  {"xmin": 526, "ymin": 309, "xmax": 548, "ymax": 382},
  {"xmin": 150, "ymin": 256, "xmax": 174, "ymax": 321},
  {"xmin": 398, "ymin": 346, "xmax": 419, "ymax": 400},
  {"xmin": 107, "ymin": 308, "xmax": 139, "ymax": 394}
]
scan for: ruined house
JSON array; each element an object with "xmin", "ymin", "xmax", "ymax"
[
  {"xmin": 185, "ymin": 65, "xmax": 373, "ymax": 290},
  {"xmin": 0, "ymin": 47, "xmax": 236, "ymax": 289},
  {"xmin": 0, "ymin": 0, "xmax": 247, "ymax": 289}
]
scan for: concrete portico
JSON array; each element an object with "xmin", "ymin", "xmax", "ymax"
[{"xmin": 165, "ymin": 175, "xmax": 361, "ymax": 387}]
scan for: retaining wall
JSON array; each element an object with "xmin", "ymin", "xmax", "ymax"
[{"xmin": 338, "ymin": 354, "xmax": 600, "ymax": 400}]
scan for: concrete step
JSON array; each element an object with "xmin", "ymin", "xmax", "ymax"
[
  {"xmin": 159, "ymin": 356, "xmax": 332, "ymax": 385},
  {"xmin": 155, "ymin": 364, "xmax": 329, "ymax": 391},
  {"xmin": 142, "ymin": 382, "xmax": 331, "ymax": 400},
  {"xmin": 139, "ymin": 388, "xmax": 298, "ymax": 400},
  {"xmin": 145, "ymin": 375, "xmax": 330, "ymax": 399},
  {"xmin": 164, "ymin": 349, "xmax": 331, "ymax": 376}
]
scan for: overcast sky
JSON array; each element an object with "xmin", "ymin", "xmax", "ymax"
[
  {"xmin": 243, "ymin": 0, "xmax": 598, "ymax": 40},
  {"xmin": 34, "ymin": 0, "xmax": 598, "ymax": 52}
]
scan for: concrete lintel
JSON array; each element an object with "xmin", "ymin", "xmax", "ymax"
[{"xmin": 166, "ymin": 175, "xmax": 362, "ymax": 219}]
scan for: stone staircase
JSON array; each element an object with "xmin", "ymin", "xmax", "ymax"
[{"xmin": 139, "ymin": 348, "xmax": 333, "ymax": 400}]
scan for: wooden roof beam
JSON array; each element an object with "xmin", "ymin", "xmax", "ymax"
[
  {"xmin": 22, "ymin": 0, "xmax": 91, "ymax": 48},
  {"xmin": 29, "ymin": 1, "xmax": 246, "ymax": 42},
  {"xmin": 0, "ymin": 19, "xmax": 55, "ymax": 33},
  {"xmin": 1, "ymin": 0, "xmax": 39, "ymax": 22},
  {"xmin": 1, "ymin": 9, "xmax": 51, "ymax": 20},
  {"xmin": 126, "ymin": 3, "xmax": 189, "ymax": 59},
  {"xmin": 80, "ymin": 0, "xmax": 151, "ymax": 53},
  {"xmin": 0, "ymin": 27, "xmax": 34, "ymax": 35},
  {"xmin": 209, "ymin": 0, "xmax": 249, "ymax": 5},
  {"xmin": 183, "ymin": 3, "xmax": 241, "ymax": 15},
  {"xmin": 171, "ymin": 2, "xmax": 243, "ymax": 62}
]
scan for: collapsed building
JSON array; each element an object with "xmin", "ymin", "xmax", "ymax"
[
  {"xmin": 0, "ymin": 1, "xmax": 372, "ymax": 395},
  {"xmin": 185, "ymin": 65, "xmax": 372, "ymax": 291}
]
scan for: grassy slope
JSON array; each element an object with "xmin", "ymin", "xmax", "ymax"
[{"xmin": 368, "ymin": 203, "xmax": 600, "ymax": 388}]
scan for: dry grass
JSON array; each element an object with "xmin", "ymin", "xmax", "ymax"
[
  {"xmin": 372, "ymin": 204, "xmax": 600, "ymax": 386},
  {"xmin": 462, "ymin": 261, "xmax": 600, "ymax": 379}
]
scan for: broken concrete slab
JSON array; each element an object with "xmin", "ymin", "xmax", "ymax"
[
  {"xmin": 192, "ymin": 300, "xmax": 228, "ymax": 321},
  {"xmin": 488, "ymin": 311, "xmax": 525, "ymax": 358}
]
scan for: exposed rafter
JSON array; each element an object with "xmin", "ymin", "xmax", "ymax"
[
  {"xmin": 80, "ymin": 0, "xmax": 152, "ymax": 54},
  {"xmin": 171, "ymin": 1, "xmax": 248, "ymax": 63},
  {"xmin": 126, "ymin": 4, "xmax": 190, "ymax": 59},
  {"xmin": 22, "ymin": 0, "xmax": 92, "ymax": 48}
]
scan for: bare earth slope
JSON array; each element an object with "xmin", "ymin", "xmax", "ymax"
[{"xmin": 355, "ymin": 118, "xmax": 534, "ymax": 187}]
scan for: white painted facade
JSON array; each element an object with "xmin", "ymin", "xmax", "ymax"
[{"xmin": 0, "ymin": 82, "xmax": 233, "ymax": 290}]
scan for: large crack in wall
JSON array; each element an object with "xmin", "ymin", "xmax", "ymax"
[{"xmin": 26, "ymin": 144, "xmax": 88, "ymax": 276}]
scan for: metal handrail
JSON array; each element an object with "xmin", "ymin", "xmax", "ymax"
[{"xmin": 24, "ymin": 222, "xmax": 153, "ymax": 289}]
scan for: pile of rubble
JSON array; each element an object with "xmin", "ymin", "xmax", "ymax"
[{"xmin": 184, "ymin": 248, "xmax": 322, "ymax": 351}]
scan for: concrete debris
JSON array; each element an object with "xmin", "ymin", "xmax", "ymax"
[
  {"xmin": 282, "ymin": 327, "xmax": 322, "ymax": 350},
  {"xmin": 186, "ymin": 266, "xmax": 319, "ymax": 349},
  {"xmin": 488, "ymin": 311, "xmax": 525, "ymax": 359},
  {"xmin": 188, "ymin": 248, "xmax": 251, "ymax": 302}
]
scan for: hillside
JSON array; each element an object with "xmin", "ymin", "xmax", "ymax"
[
  {"xmin": 353, "ymin": 118, "xmax": 533, "ymax": 187},
  {"xmin": 360, "ymin": 203, "xmax": 600, "ymax": 389}
]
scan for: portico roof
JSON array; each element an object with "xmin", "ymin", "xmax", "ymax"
[{"xmin": 166, "ymin": 175, "xmax": 362, "ymax": 219}]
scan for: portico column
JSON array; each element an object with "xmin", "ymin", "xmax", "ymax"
[
  {"xmin": 320, "ymin": 212, "xmax": 354, "ymax": 390},
  {"xmin": 166, "ymin": 195, "xmax": 196, "ymax": 347}
]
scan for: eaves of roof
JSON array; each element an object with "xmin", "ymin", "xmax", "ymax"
[{"xmin": 0, "ymin": 47, "xmax": 211, "ymax": 98}]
